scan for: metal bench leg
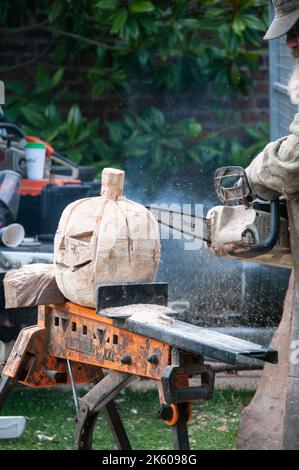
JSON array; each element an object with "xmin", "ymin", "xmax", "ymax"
[
  {"xmin": 74, "ymin": 371, "xmax": 133, "ymax": 450},
  {"xmin": 172, "ymin": 403, "xmax": 190, "ymax": 450},
  {"xmin": 105, "ymin": 399, "xmax": 132, "ymax": 450}
]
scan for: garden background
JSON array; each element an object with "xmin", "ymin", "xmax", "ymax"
[{"xmin": 0, "ymin": 0, "xmax": 269, "ymax": 195}]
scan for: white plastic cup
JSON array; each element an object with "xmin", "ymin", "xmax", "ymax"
[
  {"xmin": 0, "ymin": 223, "xmax": 25, "ymax": 247},
  {"xmin": 25, "ymin": 142, "xmax": 46, "ymax": 180}
]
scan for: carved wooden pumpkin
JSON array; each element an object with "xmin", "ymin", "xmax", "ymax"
[{"xmin": 54, "ymin": 168, "xmax": 160, "ymax": 307}]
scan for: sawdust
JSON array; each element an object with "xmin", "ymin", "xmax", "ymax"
[{"xmin": 100, "ymin": 303, "xmax": 175, "ymax": 324}]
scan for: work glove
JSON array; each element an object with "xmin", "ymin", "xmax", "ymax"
[{"xmin": 246, "ymin": 113, "xmax": 299, "ymax": 201}]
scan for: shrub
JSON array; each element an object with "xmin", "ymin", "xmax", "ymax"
[{"xmin": 1, "ymin": 0, "xmax": 269, "ymax": 191}]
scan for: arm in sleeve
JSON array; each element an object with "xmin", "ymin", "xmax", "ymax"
[{"xmin": 246, "ymin": 113, "xmax": 299, "ymax": 200}]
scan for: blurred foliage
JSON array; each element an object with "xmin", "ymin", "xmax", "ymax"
[{"xmin": 1, "ymin": 0, "xmax": 269, "ymax": 190}]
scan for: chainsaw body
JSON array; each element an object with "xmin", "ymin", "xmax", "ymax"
[
  {"xmin": 210, "ymin": 166, "xmax": 292, "ymax": 269},
  {"xmin": 207, "ymin": 203, "xmax": 291, "ymax": 268},
  {"xmin": 149, "ymin": 166, "xmax": 292, "ymax": 269}
]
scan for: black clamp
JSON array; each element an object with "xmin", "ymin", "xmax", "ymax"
[{"xmin": 161, "ymin": 362, "xmax": 215, "ymax": 404}]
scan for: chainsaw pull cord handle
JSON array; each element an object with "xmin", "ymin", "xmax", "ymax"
[
  {"xmin": 0, "ymin": 122, "xmax": 25, "ymax": 139},
  {"xmin": 228, "ymin": 198, "xmax": 280, "ymax": 259}
]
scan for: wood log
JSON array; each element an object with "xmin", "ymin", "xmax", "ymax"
[
  {"xmin": 54, "ymin": 168, "xmax": 160, "ymax": 307},
  {"xmin": 4, "ymin": 264, "xmax": 65, "ymax": 308}
]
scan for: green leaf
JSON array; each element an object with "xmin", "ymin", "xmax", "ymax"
[
  {"xmin": 153, "ymin": 145, "xmax": 162, "ymax": 168},
  {"xmin": 240, "ymin": 0, "xmax": 256, "ymax": 10},
  {"xmin": 91, "ymin": 80, "xmax": 105, "ymax": 98},
  {"xmin": 97, "ymin": 138, "xmax": 111, "ymax": 155},
  {"xmin": 125, "ymin": 18, "xmax": 140, "ymax": 39},
  {"xmin": 45, "ymin": 128, "xmax": 60, "ymax": 142},
  {"xmin": 75, "ymin": 127, "xmax": 94, "ymax": 143},
  {"xmin": 5, "ymin": 81, "xmax": 27, "ymax": 95},
  {"xmin": 132, "ymin": 135, "xmax": 154, "ymax": 146},
  {"xmin": 150, "ymin": 108, "xmax": 165, "ymax": 128},
  {"xmin": 232, "ymin": 16, "xmax": 246, "ymax": 36},
  {"xmin": 136, "ymin": 116, "xmax": 152, "ymax": 133},
  {"xmin": 96, "ymin": 46, "xmax": 106, "ymax": 62},
  {"xmin": 138, "ymin": 48, "xmax": 149, "ymax": 66},
  {"xmin": 138, "ymin": 16, "xmax": 158, "ymax": 32},
  {"xmin": 180, "ymin": 19, "xmax": 201, "ymax": 28},
  {"xmin": 243, "ymin": 28, "xmax": 261, "ymax": 47},
  {"xmin": 129, "ymin": 1, "xmax": 155, "ymax": 13},
  {"xmin": 125, "ymin": 145, "xmax": 148, "ymax": 157},
  {"xmin": 45, "ymin": 104, "xmax": 60, "ymax": 124},
  {"xmin": 5, "ymin": 104, "xmax": 22, "ymax": 122},
  {"xmin": 49, "ymin": 0, "xmax": 64, "ymax": 23},
  {"xmin": 21, "ymin": 107, "xmax": 47, "ymax": 128},
  {"xmin": 94, "ymin": 0, "xmax": 119, "ymax": 9},
  {"xmin": 124, "ymin": 115, "xmax": 136, "ymax": 130},
  {"xmin": 187, "ymin": 122, "xmax": 202, "ymax": 137},
  {"xmin": 53, "ymin": 43, "xmax": 68, "ymax": 65},
  {"xmin": 111, "ymin": 9, "xmax": 128, "ymax": 34},
  {"xmin": 160, "ymin": 138, "xmax": 183, "ymax": 150},
  {"xmin": 241, "ymin": 14, "xmax": 265, "ymax": 31},
  {"xmin": 189, "ymin": 149, "xmax": 202, "ymax": 164},
  {"xmin": 230, "ymin": 63, "xmax": 241, "ymax": 85},
  {"xmin": 214, "ymin": 68, "xmax": 229, "ymax": 93},
  {"xmin": 218, "ymin": 25, "xmax": 240, "ymax": 55},
  {"xmin": 106, "ymin": 122, "xmax": 123, "ymax": 143},
  {"xmin": 51, "ymin": 68, "xmax": 64, "ymax": 87},
  {"xmin": 67, "ymin": 148, "xmax": 83, "ymax": 164},
  {"xmin": 67, "ymin": 105, "xmax": 82, "ymax": 130},
  {"xmin": 231, "ymin": 140, "xmax": 244, "ymax": 164},
  {"xmin": 35, "ymin": 67, "xmax": 50, "ymax": 87}
]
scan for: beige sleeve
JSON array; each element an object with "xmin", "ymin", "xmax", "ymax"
[{"xmin": 246, "ymin": 113, "xmax": 299, "ymax": 200}]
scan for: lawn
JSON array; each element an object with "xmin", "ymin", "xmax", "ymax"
[{"xmin": 0, "ymin": 386, "xmax": 254, "ymax": 450}]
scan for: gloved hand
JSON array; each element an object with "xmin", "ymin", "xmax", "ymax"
[{"xmin": 246, "ymin": 113, "xmax": 299, "ymax": 201}]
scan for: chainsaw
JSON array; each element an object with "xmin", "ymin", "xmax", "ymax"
[
  {"xmin": 0, "ymin": 121, "xmax": 80, "ymax": 180},
  {"xmin": 149, "ymin": 166, "xmax": 292, "ymax": 270}
]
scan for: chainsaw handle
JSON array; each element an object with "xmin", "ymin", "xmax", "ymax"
[
  {"xmin": 0, "ymin": 122, "xmax": 25, "ymax": 139},
  {"xmin": 50, "ymin": 152, "xmax": 80, "ymax": 179},
  {"xmin": 229, "ymin": 198, "xmax": 280, "ymax": 259}
]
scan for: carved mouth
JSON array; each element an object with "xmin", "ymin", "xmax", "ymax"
[{"xmin": 56, "ymin": 260, "xmax": 92, "ymax": 272}]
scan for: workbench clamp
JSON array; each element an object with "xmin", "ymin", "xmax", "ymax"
[{"xmin": 161, "ymin": 363, "xmax": 215, "ymax": 404}]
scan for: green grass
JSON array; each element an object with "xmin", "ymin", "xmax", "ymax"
[{"xmin": 0, "ymin": 387, "xmax": 253, "ymax": 450}]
